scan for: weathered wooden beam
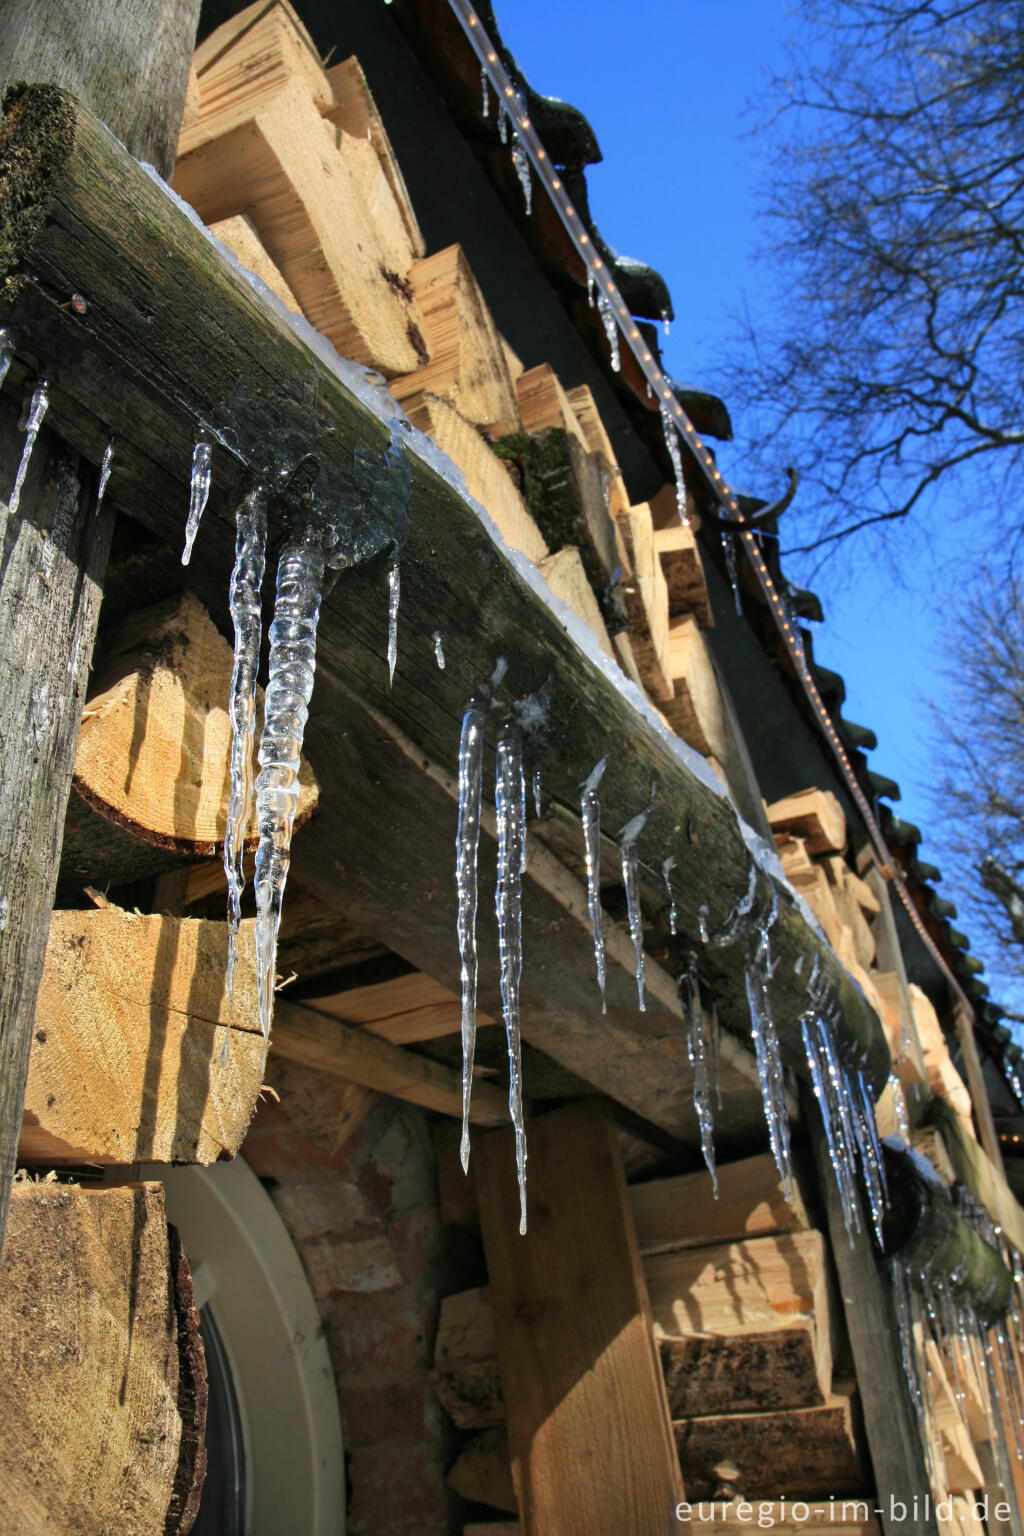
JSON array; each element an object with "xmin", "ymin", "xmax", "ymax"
[
  {"xmin": 271, "ymin": 995, "xmax": 510, "ymax": 1124},
  {"xmin": 0, "ymin": 5, "xmax": 202, "ymax": 1258},
  {"xmin": 950, "ymin": 998, "xmax": 1003, "ymax": 1169},
  {"xmin": 807, "ymin": 1093, "xmax": 937, "ymax": 1536},
  {"xmin": 926, "ymin": 1097, "xmax": 1024, "ymax": 1258},
  {"xmin": 0, "ymin": 88, "xmax": 889, "ymax": 1155},
  {"xmin": 474, "ymin": 1099, "xmax": 683, "ymax": 1533}
]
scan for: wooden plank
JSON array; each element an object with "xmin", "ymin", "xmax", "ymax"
[
  {"xmin": 209, "ymin": 213, "xmax": 299, "ymax": 310},
  {"xmin": 299, "ymin": 969, "xmax": 497, "ymax": 1044},
  {"xmin": 174, "ymin": 76, "xmax": 427, "ymax": 376},
  {"xmin": 0, "ymin": 1181, "xmax": 205, "ymax": 1534},
  {"xmin": 951, "ymin": 999, "xmax": 1002, "ymax": 1168},
  {"xmin": 22, "ymin": 906, "xmax": 265, "ymax": 1165},
  {"xmin": 662, "ymin": 614, "xmax": 729, "ymax": 757},
  {"xmin": 391, "ymin": 244, "xmax": 519, "ymax": 432},
  {"xmin": 673, "ymin": 1384, "xmax": 863, "ymax": 1500},
  {"xmin": 630, "ymin": 1152, "xmax": 810, "ymax": 1253},
  {"xmin": 271, "ymin": 995, "xmax": 511, "ymax": 1124},
  {"xmin": 767, "ymin": 788, "xmax": 847, "ymax": 855},
  {"xmin": 0, "ymin": 88, "xmax": 891, "ymax": 1151},
  {"xmin": 648, "ymin": 1230, "xmax": 834, "ymax": 1417},
  {"xmin": 807, "ymin": 1092, "xmax": 938, "ymax": 1536},
  {"xmin": 189, "ymin": 0, "xmax": 330, "ymax": 120},
  {"xmin": 538, "ymin": 545, "xmax": 616, "ymax": 658},
  {"xmin": 474, "ymin": 1099, "xmax": 682, "ymax": 1534},
  {"xmin": 615, "ymin": 501, "xmax": 674, "ymax": 701},
  {"xmin": 515, "ymin": 364, "xmax": 590, "ymax": 455}
]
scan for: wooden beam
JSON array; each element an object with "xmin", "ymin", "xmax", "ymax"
[
  {"xmin": 474, "ymin": 1099, "xmax": 683, "ymax": 1534},
  {"xmin": 0, "ymin": 89, "xmax": 890, "ymax": 1154},
  {"xmin": 806, "ymin": 1089, "xmax": 938, "ymax": 1536},
  {"xmin": 297, "ymin": 969, "xmax": 497, "ymax": 1044},
  {"xmin": 950, "ymin": 999, "xmax": 1003, "ymax": 1168},
  {"xmin": 271, "ymin": 995, "xmax": 510, "ymax": 1124},
  {"xmin": 0, "ymin": 1180, "xmax": 206, "ymax": 1534},
  {"xmin": 927, "ymin": 1098, "xmax": 1024, "ymax": 1256}
]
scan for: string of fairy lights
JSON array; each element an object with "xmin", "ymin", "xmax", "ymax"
[{"xmin": 446, "ymin": 0, "xmax": 978, "ymax": 1020}]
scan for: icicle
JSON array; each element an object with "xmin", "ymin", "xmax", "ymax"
[
  {"xmin": 498, "ymin": 103, "xmax": 508, "ymax": 144},
  {"xmin": 888, "ymin": 1069, "xmax": 911, "ymax": 1141},
  {"xmin": 495, "ymin": 721, "xmax": 528, "ymax": 1234},
  {"xmin": 619, "ymin": 785, "xmax": 655, "ymax": 1013},
  {"xmin": 510, "ymin": 132, "xmax": 532, "ymax": 214},
  {"xmin": 721, "ymin": 531, "xmax": 743, "ymax": 615},
  {"xmin": 710, "ymin": 864, "xmax": 757, "ymax": 949},
  {"xmin": 745, "ymin": 899, "xmax": 794, "ymax": 1202},
  {"xmin": 456, "ymin": 706, "xmax": 485, "ymax": 1172},
  {"xmin": 709, "ymin": 999, "xmax": 723, "ymax": 1110},
  {"xmin": 802, "ymin": 1015, "xmax": 859, "ymax": 1239},
  {"xmin": 222, "ymin": 484, "xmax": 268, "ymax": 1050},
  {"xmin": 96, "ymin": 441, "xmax": 114, "ymax": 513},
  {"xmin": 581, "ymin": 757, "xmax": 608, "ymax": 1012},
  {"xmin": 386, "ymin": 551, "xmax": 400, "ymax": 686},
  {"xmin": 660, "ymin": 402, "xmax": 686, "ymax": 523},
  {"xmin": 532, "ymin": 767, "xmax": 542, "ymax": 820},
  {"xmin": 852, "ymin": 1069, "xmax": 887, "ymax": 1245},
  {"xmin": 661, "ymin": 308, "xmax": 671, "ymax": 337},
  {"xmin": 597, "ymin": 292, "xmax": 620, "ymax": 372},
  {"xmin": 481, "ymin": 63, "xmax": 490, "ymax": 117},
  {"xmin": 6, "ymin": 379, "xmax": 49, "ymax": 531},
  {"xmin": 684, "ymin": 953, "xmax": 718, "ymax": 1193},
  {"xmin": 0, "ymin": 328, "xmax": 13, "ymax": 392},
  {"xmin": 181, "ymin": 439, "xmax": 212, "ymax": 566},
  {"xmin": 252, "ymin": 524, "xmax": 326, "ymax": 1047},
  {"xmin": 587, "ymin": 271, "xmax": 596, "ymax": 309},
  {"xmin": 698, "ymin": 903, "xmax": 710, "ymax": 944},
  {"xmin": 433, "ymin": 630, "xmax": 446, "ymax": 669},
  {"xmin": 662, "ymin": 856, "xmax": 678, "ymax": 936}
]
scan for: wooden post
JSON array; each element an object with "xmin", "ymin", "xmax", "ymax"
[
  {"xmin": 950, "ymin": 999, "xmax": 1003, "ymax": 1169},
  {"xmin": 0, "ymin": 0, "xmax": 200, "ymax": 1256},
  {"xmin": 474, "ymin": 1099, "xmax": 683, "ymax": 1535},
  {"xmin": 858, "ymin": 850, "xmax": 930, "ymax": 1106},
  {"xmin": 806, "ymin": 1087, "xmax": 938, "ymax": 1536}
]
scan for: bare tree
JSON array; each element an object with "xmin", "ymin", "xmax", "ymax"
[
  {"xmin": 721, "ymin": 0, "xmax": 1024, "ymax": 556},
  {"xmin": 927, "ymin": 574, "xmax": 1024, "ymax": 1012}
]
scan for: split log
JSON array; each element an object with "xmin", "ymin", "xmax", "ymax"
[
  {"xmin": 775, "ymin": 833, "xmax": 815, "ymax": 880},
  {"xmin": 430, "ymin": 1284, "xmax": 505, "ymax": 1429},
  {"xmin": 22, "ymin": 905, "xmax": 265, "ymax": 1165},
  {"xmin": 673, "ymin": 1384, "xmax": 864, "ymax": 1500},
  {"xmin": 515, "ymin": 363, "xmax": 591, "ymax": 455},
  {"xmin": 923, "ymin": 1339, "xmax": 984, "ymax": 1494},
  {"xmin": 187, "ymin": 0, "xmax": 332, "ymax": 121},
  {"xmin": 655, "ymin": 522, "xmax": 714, "ymax": 628},
  {"xmin": 767, "ymin": 789, "xmax": 848, "ymax": 856},
  {"xmin": 446, "ymin": 1427, "xmax": 517, "ymax": 1515},
  {"xmin": 175, "ymin": 74, "xmax": 428, "ymax": 375},
  {"xmin": 323, "ymin": 57, "xmax": 424, "ymax": 262},
  {"xmin": 65, "ymin": 592, "xmax": 319, "ymax": 882},
  {"xmin": 564, "ymin": 381, "xmax": 630, "ymax": 513},
  {"xmin": 648, "ymin": 1230, "xmax": 834, "ymax": 1417},
  {"xmin": 538, "ymin": 546, "xmax": 616, "ymax": 657},
  {"xmin": 788, "ymin": 865, "xmax": 843, "ymax": 950},
  {"xmin": 834, "ymin": 873, "xmax": 877, "ymax": 970},
  {"xmin": 615, "ymin": 502, "xmax": 673, "ymax": 701},
  {"xmin": 662, "ymin": 614, "xmax": 729, "ymax": 755},
  {"xmin": 405, "ymin": 393, "xmax": 548, "ymax": 562},
  {"xmin": 0, "ymin": 1180, "xmax": 206, "ymax": 1535},
  {"xmin": 391, "ymin": 244, "xmax": 519, "ymax": 432},
  {"xmin": 630, "ymin": 1152, "xmax": 810, "ymax": 1253},
  {"xmin": 208, "ymin": 213, "xmax": 299, "ymax": 309}
]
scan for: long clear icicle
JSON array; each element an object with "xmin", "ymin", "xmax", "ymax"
[
  {"xmin": 746, "ymin": 905, "xmax": 794, "ymax": 1202},
  {"xmin": 181, "ymin": 439, "xmax": 212, "ymax": 566},
  {"xmin": 6, "ymin": 379, "xmax": 49, "ymax": 535},
  {"xmin": 96, "ymin": 441, "xmax": 114, "ymax": 513},
  {"xmin": 0, "ymin": 328, "xmax": 13, "ymax": 391},
  {"xmin": 510, "ymin": 132, "xmax": 532, "ymax": 214},
  {"xmin": 597, "ymin": 292, "xmax": 621, "ymax": 372},
  {"xmin": 531, "ymin": 768, "xmax": 542, "ymax": 820},
  {"xmin": 722, "ymin": 531, "xmax": 743, "ymax": 615},
  {"xmin": 581, "ymin": 757, "xmax": 608, "ymax": 1011},
  {"xmin": 252, "ymin": 525, "xmax": 325, "ymax": 1046},
  {"xmin": 660, "ymin": 402, "xmax": 687, "ymax": 522},
  {"xmin": 803, "ymin": 1013, "xmax": 860, "ymax": 1239},
  {"xmin": 495, "ymin": 721, "xmax": 528, "ymax": 1234},
  {"xmin": 852, "ymin": 1068, "xmax": 888, "ymax": 1245},
  {"xmin": 481, "ymin": 63, "xmax": 490, "ymax": 117},
  {"xmin": 386, "ymin": 553, "xmax": 401, "ymax": 686},
  {"xmin": 498, "ymin": 103, "xmax": 508, "ymax": 145},
  {"xmin": 456, "ymin": 706, "xmax": 485, "ymax": 1172},
  {"xmin": 222, "ymin": 484, "xmax": 268, "ymax": 1043},
  {"xmin": 684, "ymin": 953, "xmax": 718, "ymax": 1192},
  {"xmin": 433, "ymin": 630, "xmax": 446, "ymax": 669},
  {"xmin": 662, "ymin": 856, "xmax": 678, "ymax": 936},
  {"xmin": 620, "ymin": 788, "xmax": 654, "ymax": 1012}
]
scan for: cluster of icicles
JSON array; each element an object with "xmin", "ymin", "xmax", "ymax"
[
  {"xmin": 177, "ymin": 425, "xmax": 418, "ymax": 1060},
  {"xmin": 892, "ymin": 1204, "xmax": 1024, "ymax": 1493}
]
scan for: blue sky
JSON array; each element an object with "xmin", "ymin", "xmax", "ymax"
[{"xmin": 498, "ymin": 0, "xmax": 946, "ymax": 837}]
